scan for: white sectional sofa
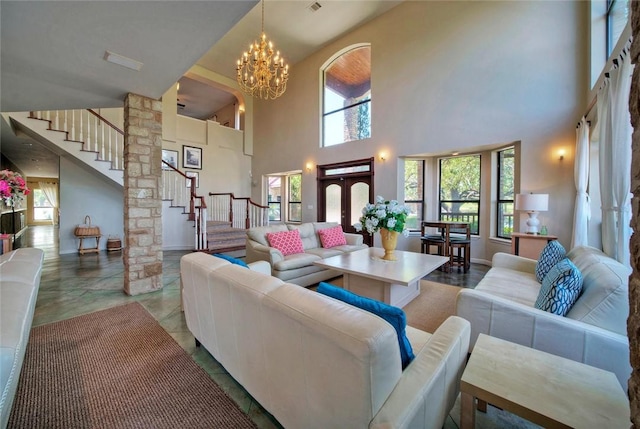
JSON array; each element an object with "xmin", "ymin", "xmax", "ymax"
[
  {"xmin": 0, "ymin": 248, "xmax": 44, "ymax": 429},
  {"xmin": 456, "ymin": 245, "xmax": 631, "ymax": 388},
  {"xmin": 245, "ymin": 222, "xmax": 368, "ymax": 287},
  {"xmin": 181, "ymin": 252, "xmax": 471, "ymax": 429}
]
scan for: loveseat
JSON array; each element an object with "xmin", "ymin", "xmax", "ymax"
[
  {"xmin": 181, "ymin": 252, "xmax": 471, "ymax": 429},
  {"xmin": 245, "ymin": 222, "xmax": 368, "ymax": 287},
  {"xmin": 0, "ymin": 247, "xmax": 44, "ymax": 429},
  {"xmin": 455, "ymin": 245, "xmax": 631, "ymax": 388}
]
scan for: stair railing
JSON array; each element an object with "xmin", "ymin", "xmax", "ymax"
[
  {"xmin": 162, "ymin": 161, "xmax": 208, "ymax": 250},
  {"xmin": 208, "ymin": 193, "xmax": 269, "ymax": 229},
  {"xmin": 30, "ymin": 109, "xmax": 124, "ymax": 170}
]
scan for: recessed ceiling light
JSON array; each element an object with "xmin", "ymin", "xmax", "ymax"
[
  {"xmin": 307, "ymin": 1, "xmax": 321, "ymax": 12},
  {"xmin": 103, "ymin": 50, "xmax": 143, "ymax": 71}
]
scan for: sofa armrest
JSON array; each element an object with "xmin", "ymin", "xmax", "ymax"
[
  {"xmin": 247, "ymin": 260, "xmax": 271, "ymax": 275},
  {"xmin": 455, "ymin": 288, "xmax": 631, "ymax": 388},
  {"xmin": 245, "ymin": 239, "xmax": 284, "ymax": 265},
  {"xmin": 370, "ymin": 316, "xmax": 470, "ymax": 429},
  {"xmin": 344, "ymin": 233, "xmax": 364, "ymax": 246},
  {"xmin": 491, "ymin": 252, "xmax": 537, "ymax": 274}
]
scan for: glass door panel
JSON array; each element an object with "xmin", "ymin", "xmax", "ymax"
[
  {"xmin": 325, "ymin": 184, "xmax": 342, "ymax": 223},
  {"xmin": 349, "ymin": 182, "xmax": 369, "ymax": 226}
]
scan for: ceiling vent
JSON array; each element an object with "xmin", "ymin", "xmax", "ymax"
[{"xmin": 307, "ymin": 2, "xmax": 322, "ymax": 12}]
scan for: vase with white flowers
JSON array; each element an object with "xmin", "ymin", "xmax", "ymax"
[{"xmin": 354, "ymin": 196, "xmax": 410, "ymax": 261}]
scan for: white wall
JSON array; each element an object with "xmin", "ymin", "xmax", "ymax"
[
  {"xmin": 59, "ymin": 157, "xmax": 123, "ymax": 254},
  {"xmin": 249, "ymin": 0, "xmax": 589, "ymax": 261}
]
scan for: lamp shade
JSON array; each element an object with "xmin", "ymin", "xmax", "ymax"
[{"xmin": 515, "ymin": 193, "xmax": 548, "ymax": 212}]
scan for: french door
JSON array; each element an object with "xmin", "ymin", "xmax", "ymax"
[{"xmin": 317, "ymin": 158, "xmax": 374, "ymax": 246}]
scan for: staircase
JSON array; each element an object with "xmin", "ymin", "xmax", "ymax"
[
  {"xmin": 206, "ymin": 221, "xmax": 247, "ymax": 253},
  {"xmin": 7, "ymin": 109, "xmax": 268, "ymax": 253}
]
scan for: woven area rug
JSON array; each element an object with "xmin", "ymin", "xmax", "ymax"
[
  {"xmin": 8, "ymin": 302, "xmax": 256, "ymax": 429},
  {"xmin": 325, "ymin": 278, "xmax": 462, "ymax": 333}
]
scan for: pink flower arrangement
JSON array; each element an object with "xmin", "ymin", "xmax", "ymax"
[{"xmin": 0, "ymin": 169, "xmax": 30, "ymax": 207}]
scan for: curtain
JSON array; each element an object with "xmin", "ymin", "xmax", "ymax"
[
  {"xmin": 38, "ymin": 181, "xmax": 59, "ymax": 225},
  {"xmin": 597, "ymin": 41, "xmax": 634, "ymax": 268},
  {"xmin": 571, "ymin": 117, "xmax": 590, "ymax": 249}
]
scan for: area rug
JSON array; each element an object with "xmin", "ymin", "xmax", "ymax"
[
  {"xmin": 325, "ymin": 278, "xmax": 462, "ymax": 333},
  {"xmin": 7, "ymin": 302, "xmax": 257, "ymax": 429}
]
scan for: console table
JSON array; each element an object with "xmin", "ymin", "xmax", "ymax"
[{"xmin": 510, "ymin": 232, "xmax": 557, "ymax": 260}]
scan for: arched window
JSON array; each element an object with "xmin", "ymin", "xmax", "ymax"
[{"xmin": 322, "ymin": 45, "xmax": 371, "ymax": 147}]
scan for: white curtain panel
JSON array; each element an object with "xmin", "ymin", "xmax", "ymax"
[
  {"xmin": 597, "ymin": 78, "xmax": 615, "ymax": 259},
  {"xmin": 597, "ymin": 42, "xmax": 634, "ymax": 268},
  {"xmin": 571, "ymin": 117, "xmax": 590, "ymax": 249},
  {"xmin": 38, "ymin": 181, "xmax": 59, "ymax": 225},
  {"xmin": 609, "ymin": 51, "xmax": 633, "ymax": 268}
]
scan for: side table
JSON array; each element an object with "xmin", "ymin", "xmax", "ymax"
[
  {"xmin": 460, "ymin": 334, "xmax": 630, "ymax": 429},
  {"xmin": 76, "ymin": 235, "xmax": 101, "ymax": 255}
]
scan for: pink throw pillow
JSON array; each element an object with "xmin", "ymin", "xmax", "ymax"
[
  {"xmin": 266, "ymin": 230, "xmax": 304, "ymax": 256},
  {"xmin": 318, "ymin": 225, "xmax": 347, "ymax": 248}
]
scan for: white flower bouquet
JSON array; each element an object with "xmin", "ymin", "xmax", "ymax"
[{"xmin": 354, "ymin": 196, "xmax": 410, "ymax": 235}]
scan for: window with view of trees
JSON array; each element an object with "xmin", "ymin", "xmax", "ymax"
[
  {"xmin": 288, "ymin": 174, "xmax": 302, "ymax": 222},
  {"xmin": 268, "ymin": 177, "xmax": 281, "ymax": 222},
  {"xmin": 322, "ymin": 45, "xmax": 371, "ymax": 147},
  {"xmin": 607, "ymin": 0, "xmax": 629, "ymax": 58},
  {"xmin": 497, "ymin": 147, "xmax": 515, "ymax": 238},
  {"xmin": 33, "ymin": 189, "xmax": 54, "ymax": 221},
  {"xmin": 404, "ymin": 160, "xmax": 424, "ymax": 231},
  {"xmin": 439, "ymin": 155, "xmax": 481, "ymax": 235}
]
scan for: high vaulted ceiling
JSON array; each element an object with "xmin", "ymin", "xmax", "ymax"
[{"xmin": 1, "ymin": 0, "xmax": 403, "ymax": 177}]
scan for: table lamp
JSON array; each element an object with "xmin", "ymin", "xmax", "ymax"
[{"xmin": 515, "ymin": 193, "xmax": 549, "ymax": 235}]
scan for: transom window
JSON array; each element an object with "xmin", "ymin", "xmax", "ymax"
[
  {"xmin": 606, "ymin": 0, "xmax": 629, "ymax": 58},
  {"xmin": 322, "ymin": 45, "xmax": 371, "ymax": 147},
  {"xmin": 439, "ymin": 155, "xmax": 481, "ymax": 235}
]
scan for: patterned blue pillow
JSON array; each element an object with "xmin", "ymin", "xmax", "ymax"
[
  {"xmin": 535, "ymin": 240, "xmax": 566, "ymax": 282},
  {"xmin": 535, "ymin": 258, "xmax": 583, "ymax": 316},
  {"xmin": 316, "ymin": 282, "xmax": 415, "ymax": 369}
]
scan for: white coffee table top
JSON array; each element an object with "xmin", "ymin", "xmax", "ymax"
[
  {"xmin": 461, "ymin": 334, "xmax": 630, "ymax": 429},
  {"xmin": 313, "ymin": 248, "xmax": 448, "ymax": 285}
]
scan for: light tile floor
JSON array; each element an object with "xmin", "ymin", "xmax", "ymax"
[{"xmin": 24, "ymin": 225, "xmax": 536, "ymax": 429}]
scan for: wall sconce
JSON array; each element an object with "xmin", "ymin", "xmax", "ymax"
[
  {"xmin": 238, "ymin": 105, "xmax": 245, "ymax": 113},
  {"xmin": 305, "ymin": 162, "xmax": 313, "ymax": 172},
  {"xmin": 379, "ymin": 151, "xmax": 387, "ymax": 162},
  {"xmin": 558, "ymin": 149, "xmax": 565, "ymax": 160}
]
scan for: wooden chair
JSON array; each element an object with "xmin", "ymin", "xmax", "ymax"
[
  {"xmin": 448, "ymin": 224, "xmax": 471, "ymax": 273},
  {"xmin": 420, "ymin": 222, "xmax": 448, "ymax": 271}
]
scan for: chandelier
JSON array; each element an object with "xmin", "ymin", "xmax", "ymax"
[{"xmin": 236, "ymin": 0, "xmax": 289, "ymax": 100}]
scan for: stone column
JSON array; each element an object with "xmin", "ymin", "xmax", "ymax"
[
  {"xmin": 629, "ymin": 1, "xmax": 639, "ymax": 426},
  {"xmin": 123, "ymin": 93, "xmax": 163, "ymax": 296}
]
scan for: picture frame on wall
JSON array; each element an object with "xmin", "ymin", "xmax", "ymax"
[
  {"xmin": 183, "ymin": 145, "xmax": 202, "ymax": 170},
  {"xmin": 185, "ymin": 171, "xmax": 199, "ymax": 188},
  {"xmin": 161, "ymin": 149, "xmax": 178, "ymax": 170}
]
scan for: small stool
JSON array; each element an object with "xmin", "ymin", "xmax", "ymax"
[
  {"xmin": 449, "ymin": 239, "xmax": 470, "ymax": 273},
  {"xmin": 422, "ymin": 235, "xmax": 449, "ymax": 272}
]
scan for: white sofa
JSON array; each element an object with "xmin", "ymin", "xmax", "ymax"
[
  {"xmin": 456, "ymin": 245, "xmax": 631, "ymax": 388},
  {"xmin": 245, "ymin": 222, "xmax": 368, "ymax": 287},
  {"xmin": 181, "ymin": 252, "xmax": 471, "ymax": 429},
  {"xmin": 0, "ymin": 248, "xmax": 44, "ymax": 429}
]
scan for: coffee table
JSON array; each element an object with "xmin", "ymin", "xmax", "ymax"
[
  {"xmin": 460, "ymin": 334, "xmax": 630, "ymax": 429},
  {"xmin": 313, "ymin": 247, "xmax": 448, "ymax": 308}
]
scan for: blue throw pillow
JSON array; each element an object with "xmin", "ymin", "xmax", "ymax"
[
  {"xmin": 535, "ymin": 258, "xmax": 583, "ymax": 316},
  {"xmin": 212, "ymin": 253, "xmax": 249, "ymax": 268},
  {"xmin": 535, "ymin": 240, "xmax": 566, "ymax": 282},
  {"xmin": 316, "ymin": 282, "xmax": 415, "ymax": 369}
]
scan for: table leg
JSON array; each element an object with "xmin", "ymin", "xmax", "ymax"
[{"xmin": 460, "ymin": 392, "xmax": 475, "ymax": 429}]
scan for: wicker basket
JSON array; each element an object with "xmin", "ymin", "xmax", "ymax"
[
  {"xmin": 74, "ymin": 215, "xmax": 101, "ymax": 237},
  {"xmin": 107, "ymin": 236, "xmax": 122, "ymax": 251}
]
